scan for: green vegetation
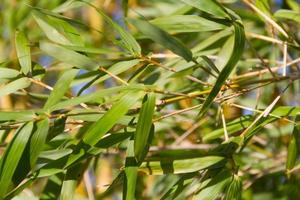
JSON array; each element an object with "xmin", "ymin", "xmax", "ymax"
[{"xmin": 0, "ymin": 0, "xmax": 300, "ymax": 199}]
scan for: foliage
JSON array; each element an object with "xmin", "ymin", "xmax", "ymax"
[{"xmin": 0, "ymin": 0, "xmax": 300, "ymax": 199}]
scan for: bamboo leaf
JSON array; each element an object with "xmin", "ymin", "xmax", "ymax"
[
  {"xmin": 129, "ymin": 18, "xmax": 193, "ymax": 62},
  {"xmin": 0, "ymin": 68, "xmax": 20, "ymax": 79},
  {"xmin": 49, "ymin": 85, "xmax": 146, "ymax": 111},
  {"xmin": 225, "ymin": 175, "xmax": 242, "ymax": 200},
  {"xmin": 198, "ymin": 22, "xmax": 245, "ymax": 118},
  {"xmin": 124, "ymin": 140, "xmax": 138, "ymax": 200},
  {"xmin": 33, "ymin": 11, "xmax": 71, "ymax": 45},
  {"xmin": 286, "ymin": 135, "xmax": 297, "ymax": 172},
  {"xmin": 274, "ymin": 9, "xmax": 300, "ymax": 24},
  {"xmin": 0, "ymin": 77, "xmax": 31, "ymax": 98},
  {"xmin": 180, "ymin": 0, "xmax": 229, "ymax": 18},
  {"xmin": 15, "ymin": 31, "xmax": 31, "ymax": 75},
  {"xmin": 286, "ymin": 115, "xmax": 300, "ymax": 174},
  {"xmin": 40, "ymin": 41, "xmax": 98, "ymax": 70},
  {"xmin": 0, "ymin": 111, "xmax": 36, "ymax": 122},
  {"xmin": 39, "ymin": 149, "xmax": 73, "ymax": 161},
  {"xmin": 150, "ymin": 15, "xmax": 226, "ymax": 33},
  {"xmin": 43, "ymin": 68, "xmax": 78, "ymax": 110},
  {"xmin": 139, "ymin": 156, "xmax": 225, "ymax": 175},
  {"xmin": 0, "ymin": 122, "xmax": 34, "ymax": 198},
  {"xmin": 53, "ymin": 0, "xmax": 84, "ymax": 13},
  {"xmin": 83, "ymin": 90, "xmax": 144, "ymax": 146},
  {"xmin": 80, "ymin": 0, "xmax": 141, "ymax": 56},
  {"xmin": 91, "ymin": 59, "xmax": 141, "ymax": 87},
  {"xmin": 134, "ymin": 93, "xmax": 156, "ymax": 163},
  {"xmin": 30, "ymin": 118, "xmax": 49, "ymax": 168},
  {"xmin": 195, "ymin": 170, "xmax": 232, "ymax": 200},
  {"xmin": 60, "ymin": 163, "xmax": 84, "ymax": 200}
]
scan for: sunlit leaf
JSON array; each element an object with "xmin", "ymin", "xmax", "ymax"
[
  {"xmin": 130, "ymin": 18, "xmax": 193, "ymax": 62},
  {"xmin": 15, "ymin": 31, "xmax": 31, "ymax": 75}
]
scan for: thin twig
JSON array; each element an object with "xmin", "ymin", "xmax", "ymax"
[
  {"xmin": 153, "ymin": 104, "xmax": 201, "ymax": 122},
  {"xmin": 247, "ymin": 32, "xmax": 284, "ymax": 45},
  {"xmin": 242, "ymin": 0, "xmax": 288, "ymax": 38},
  {"xmin": 220, "ymin": 106, "xmax": 229, "ymax": 141},
  {"xmin": 282, "ymin": 42, "xmax": 288, "ymax": 76},
  {"xmin": 99, "ymin": 67, "xmax": 129, "ymax": 85}
]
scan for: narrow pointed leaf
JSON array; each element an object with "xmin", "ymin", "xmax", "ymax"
[
  {"xmin": 0, "ymin": 122, "xmax": 34, "ymax": 198},
  {"xmin": 0, "ymin": 111, "xmax": 36, "ymax": 122},
  {"xmin": 0, "ymin": 77, "xmax": 31, "ymax": 98},
  {"xmin": 134, "ymin": 93, "xmax": 156, "ymax": 163},
  {"xmin": 139, "ymin": 156, "xmax": 224, "ymax": 175},
  {"xmin": 180, "ymin": 0, "xmax": 229, "ymax": 18},
  {"xmin": 198, "ymin": 22, "xmax": 245, "ymax": 118},
  {"xmin": 33, "ymin": 12, "xmax": 71, "ymax": 45},
  {"xmin": 44, "ymin": 68, "xmax": 78, "ymax": 109},
  {"xmin": 83, "ymin": 90, "xmax": 143, "ymax": 146},
  {"xmin": 60, "ymin": 163, "xmax": 84, "ymax": 200},
  {"xmin": 151, "ymin": 15, "xmax": 226, "ymax": 33},
  {"xmin": 49, "ymin": 84, "xmax": 145, "ymax": 111},
  {"xmin": 0, "ymin": 68, "xmax": 20, "ymax": 79},
  {"xmin": 80, "ymin": 1, "xmax": 141, "ymax": 56},
  {"xmin": 274, "ymin": 9, "xmax": 300, "ymax": 24},
  {"xmin": 124, "ymin": 140, "xmax": 138, "ymax": 200},
  {"xmin": 40, "ymin": 41, "xmax": 98, "ymax": 70},
  {"xmin": 15, "ymin": 31, "xmax": 31, "ymax": 75},
  {"xmin": 30, "ymin": 118, "xmax": 50, "ymax": 168},
  {"xmin": 195, "ymin": 170, "xmax": 232, "ymax": 200},
  {"xmin": 225, "ymin": 175, "xmax": 242, "ymax": 200},
  {"xmin": 130, "ymin": 18, "xmax": 193, "ymax": 62},
  {"xmin": 286, "ymin": 115, "xmax": 300, "ymax": 173}
]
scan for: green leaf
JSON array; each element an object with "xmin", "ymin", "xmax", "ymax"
[
  {"xmin": 83, "ymin": 90, "xmax": 144, "ymax": 146},
  {"xmin": 80, "ymin": 0, "xmax": 141, "ymax": 56},
  {"xmin": 286, "ymin": 115, "xmax": 300, "ymax": 174},
  {"xmin": 15, "ymin": 31, "xmax": 31, "ymax": 75},
  {"xmin": 92, "ymin": 59, "xmax": 140, "ymax": 86},
  {"xmin": 124, "ymin": 140, "xmax": 138, "ymax": 200},
  {"xmin": 30, "ymin": 118, "xmax": 50, "ymax": 168},
  {"xmin": 62, "ymin": 45, "xmax": 122, "ymax": 55},
  {"xmin": 286, "ymin": 0, "xmax": 300, "ymax": 11},
  {"xmin": 198, "ymin": 22, "xmax": 245, "ymax": 118},
  {"xmin": 195, "ymin": 170, "xmax": 232, "ymax": 200},
  {"xmin": 192, "ymin": 28, "xmax": 232, "ymax": 53},
  {"xmin": 33, "ymin": 11, "xmax": 72, "ymax": 45},
  {"xmin": 53, "ymin": 17, "xmax": 84, "ymax": 46},
  {"xmin": 0, "ymin": 111, "xmax": 36, "ymax": 122},
  {"xmin": 49, "ymin": 85, "xmax": 138, "ymax": 111},
  {"xmin": 0, "ymin": 122, "xmax": 34, "ymax": 198},
  {"xmin": 139, "ymin": 156, "xmax": 225, "ymax": 175},
  {"xmin": 39, "ymin": 149, "xmax": 73, "ymax": 161},
  {"xmin": 274, "ymin": 9, "xmax": 300, "ymax": 24},
  {"xmin": 286, "ymin": 135, "xmax": 297, "ymax": 172},
  {"xmin": 151, "ymin": 15, "xmax": 226, "ymax": 33},
  {"xmin": 180, "ymin": 0, "xmax": 229, "ymax": 18},
  {"xmin": 200, "ymin": 55, "xmax": 220, "ymax": 75},
  {"xmin": 66, "ymin": 90, "xmax": 143, "ymax": 167},
  {"xmin": 0, "ymin": 77, "xmax": 31, "ymax": 98},
  {"xmin": 53, "ymin": 0, "xmax": 84, "ymax": 13},
  {"xmin": 134, "ymin": 93, "xmax": 156, "ymax": 163},
  {"xmin": 95, "ymin": 132, "xmax": 133, "ymax": 149},
  {"xmin": 40, "ymin": 41, "xmax": 98, "ymax": 70},
  {"xmin": 60, "ymin": 163, "xmax": 84, "ymax": 200},
  {"xmin": 225, "ymin": 175, "xmax": 242, "ymax": 200},
  {"xmin": 43, "ymin": 68, "xmax": 78, "ymax": 110},
  {"xmin": 129, "ymin": 18, "xmax": 193, "ymax": 62},
  {"xmin": 203, "ymin": 116, "xmax": 251, "ymax": 142},
  {"xmin": 0, "ymin": 68, "xmax": 20, "ymax": 79}
]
